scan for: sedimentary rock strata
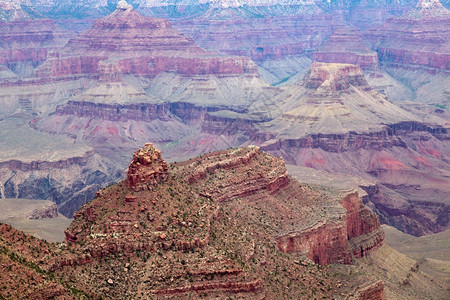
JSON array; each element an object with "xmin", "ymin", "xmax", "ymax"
[
  {"xmin": 312, "ymin": 26, "xmax": 379, "ymax": 71},
  {"xmin": 36, "ymin": 2, "xmax": 258, "ymax": 81},
  {"xmin": 54, "ymin": 144, "xmax": 385, "ymax": 298},
  {"xmin": 365, "ymin": 0, "xmax": 450, "ymax": 73},
  {"xmin": 128, "ymin": 143, "xmax": 169, "ymax": 191}
]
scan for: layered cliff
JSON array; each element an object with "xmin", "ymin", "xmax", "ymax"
[
  {"xmin": 0, "ymin": 6, "xmax": 73, "ymax": 78},
  {"xmin": 312, "ymin": 26, "xmax": 379, "ymax": 71},
  {"xmin": 365, "ymin": 0, "xmax": 450, "ymax": 73},
  {"xmin": 36, "ymin": 1, "xmax": 258, "ymax": 80}
]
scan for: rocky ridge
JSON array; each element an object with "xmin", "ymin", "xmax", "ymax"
[
  {"xmin": 57, "ymin": 144, "xmax": 384, "ymax": 298},
  {"xmin": 2, "ymin": 143, "xmax": 448, "ymax": 299}
]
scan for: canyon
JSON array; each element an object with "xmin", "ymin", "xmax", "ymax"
[
  {"xmin": 0, "ymin": 1, "xmax": 448, "ymax": 298},
  {"xmin": 1, "ymin": 2, "xmax": 447, "ymax": 235}
]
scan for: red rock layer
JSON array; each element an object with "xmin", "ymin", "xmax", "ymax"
[
  {"xmin": 36, "ymin": 6, "xmax": 258, "ymax": 80},
  {"xmin": 275, "ymin": 191, "xmax": 384, "ymax": 265},
  {"xmin": 365, "ymin": 0, "xmax": 450, "ymax": 73},
  {"xmin": 0, "ymin": 18, "xmax": 72, "ymax": 66},
  {"xmin": 312, "ymin": 27, "xmax": 380, "ymax": 71},
  {"xmin": 127, "ymin": 143, "xmax": 169, "ymax": 191}
]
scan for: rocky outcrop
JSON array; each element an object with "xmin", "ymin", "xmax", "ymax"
[
  {"xmin": 276, "ymin": 191, "xmax": 384, "ymax": 265},
  {"xmin": 127, "ymin": 143, "xmax": 169, "ymax": 191},
  {"xmin": 348, "ymin": 280, "xmax": 385, "ymax": 300},
  {"xmin": 341, "ymin": 192, "xmax": 385, "ymax": 258}
]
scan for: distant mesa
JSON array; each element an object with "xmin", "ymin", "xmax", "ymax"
[{"xmin": 35, "ymin": 3, "xmax": 258, "ymax": 80}]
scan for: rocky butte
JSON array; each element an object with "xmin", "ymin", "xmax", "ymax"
[{"xmin": 0, "ymin": 143, "xmax": 393, "ymax": 299}]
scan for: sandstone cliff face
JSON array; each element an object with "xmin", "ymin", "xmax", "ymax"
[{"xmin": 275, "ymin": 191, "xmax": 384, "ymax": 264}]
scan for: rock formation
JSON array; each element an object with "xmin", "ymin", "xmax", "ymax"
[
  {"xmin": 312, "ymin": 26, "xmax": 380, "ymax": 71},
  {"xmin": 0, "ymin": 7, "xmax": 72, "ymax": 77},
  {"xmin": 365, "ymin": 0, "xmax": 450, "ymax": 73},
  {"xmin": 36, "ymin": 2, "xmax": 258, "ymax": 80},
  {"xmin": 3, "ymin": 144, "xmax": 448, "ymax": 298},
  {"xmin": 57, "ymin": 144, "xmax": 385, "ymax": 298},
  {"xmin": 127, "ymin": 143, "xmax": 169, "ymax": 191}
]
